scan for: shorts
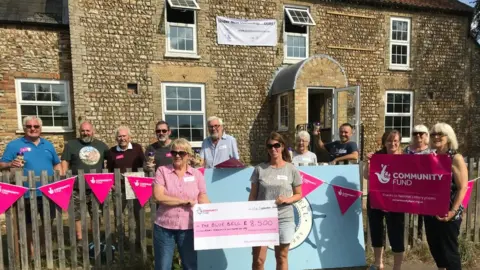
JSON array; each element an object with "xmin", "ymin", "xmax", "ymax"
[
  {"xmin": 25, "ymin": 199, "xmax": 56, "ymax": 224},
  {"xmin": 73, "ymin": 189, "xmax": 102, "ymax": 221},
  {"xmin": 279, "ymin": 219, "xmax": 295, "ymax": 244}
]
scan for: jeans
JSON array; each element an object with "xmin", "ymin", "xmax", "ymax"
[{"xmin": 154, "ymin": 224, "xmax": 197, "ymax": 270}]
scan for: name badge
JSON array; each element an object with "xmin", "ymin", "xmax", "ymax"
[
  {"xmin": 166, "ymin": 152, "xmax": 172, "ymax": 157},
  {"xmin": 338, "ymin": 149, "xmax": 347, "ymax": 154},
  {"xmin": 277, "ymin": 175, "xmax": 288, "ymax": 181},
  {"xmin": 302, "ymin": 157, "xmax": 311, "ymax": 162},
  {"xmin": 184, "ymin": 176, "xmax": 195, "ymax": 182},
  {"xmin": 116, "ymin": 154, "xmax": 124, "ymax": 160},
  {"xmin": 218, "ymin": 145, "xmax": 227, "ymax": 150}
]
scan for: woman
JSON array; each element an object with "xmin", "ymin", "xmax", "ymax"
[
  {"xmin": 292, "ymin": 131, "xmax": 317, "ymax": 165},
  {"xmin": 365, "ymin": 130, "xmax": 405, "ymax": 270},
  {"xmin": 424, "ymin": 123, "xmax": 468, "ymax": 270},
  {"xmin": 404, "ymin": 125, "xmax": 431, "ymax": 154},
  {"xmin": 153, "ymin": 138, "xmax": 210, "ymax": 270},
  {"xmin": 248, "ymin": 132, "xmax": 302, "ymax": 270}
]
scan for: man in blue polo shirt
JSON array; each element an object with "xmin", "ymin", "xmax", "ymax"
[
  {"xmin": 0, "ymin": 116, "xmax": 61, "ymax": 256},
  {"xmin": 200, "ymin": 116, "xmax": 240, "ymax": 168}
]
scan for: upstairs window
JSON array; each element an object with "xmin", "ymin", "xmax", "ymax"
[
  {"xmin": 283, "ymin": 7, "xmax": 315, "ymax": 63},
  {"xmin": 384, "ymin": 91, "xmax": 413, "ymax": 142},
  {"xmin": 390, "ymin": 17, "xmax": 411, "ymax": 70},
  {"xmin": 165, "ymin": 0, "xmax": 200, "ymax": 58}
]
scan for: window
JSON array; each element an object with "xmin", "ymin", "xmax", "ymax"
[
  {"xmin": 390, "ymin": 17, "xmax": 410, "ymax": 70},
  {"xmin": 162, "ymin": 83, "xmax": 205, "ymax": 147},
  {"xmin": 15, "ymin": 79, "xmax": 72, "ymax": 132},
  {"xmin": 384, "ymin": 91, "xmax": 413, "ymax": 142},
  {"xmin": 283, "ymin": 6, "xmax": 315, "ymax": 63},
  {"xmin": 165, "ymin": 0, "xmax": 199, "ymax": 58},
  {"xmin": 278, "ymin": 94, "xmax": 289, "ymax": 130}
]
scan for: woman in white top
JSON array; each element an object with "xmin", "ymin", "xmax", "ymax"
[
  {"xmin": 404, "ymin": 125, "xmax": 431, "ymax": 155},
  {"xmin": 292, "ymin": 131, "xmax": 317, "ymax": 165}
]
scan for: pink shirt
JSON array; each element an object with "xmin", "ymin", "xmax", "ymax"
[{"xmin": 154, "ymin": 165, "xmax": 207, "ymax": 230}]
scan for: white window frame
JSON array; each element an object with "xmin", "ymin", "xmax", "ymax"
[
  {"xmin": 384, "ymin": 90, "xmax": 413, "ymax": 143},
  {"xmin": 15, "ymin": 79, "xmax": 72, "ymax": 133},
  {"xmin": 389, "ymin": 17, "xmax": 411, "ymax": 70},
  {"xmin": 161, "ymin": 82, "xmax": 205, "ymax": 148},
  {"xmin": 283, "ymin": 5, "xmax": 311, "ymax": 64},
  {"xmin": 165, "ymin": 4, "xmax": 199, "ymax": 59},
  {"xmin": 277, "ymin": 93, "xmax": 289, "ymax": 131},
  {"xmin": 167, "ymin": 0, "xmax": 200, "ymax": 10}
]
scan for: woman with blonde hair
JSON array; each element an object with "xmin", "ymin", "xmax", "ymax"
[
  {"xmin": 153, "ymin": 138, "xmax": 210, "ymax": 270},
  {"xmin": 424, "ymin": 123, "xmax": 467, "ymax": 270},
  {"xmin": 404, "ymin": 125, "xmax": 431, "ymax": 154}
]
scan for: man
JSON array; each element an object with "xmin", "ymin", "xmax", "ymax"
[
  {"xmin": 0, "ymin": 116, "xmax": 61, "ymax": 256},
  {"xmin": 106, "ymin": 126, "xmax": 144, "ymax": 246},
  {"xmin": 61, "ymin": 121, "xmax": 109, "ymax": 241},
  {"xmin": 200, "ymin": 116, "xmax": 240, "ymax": 168},
  {"xmin": 144, "ymin": 120, "xmax": 173, "ymax": 173},
  {"xmin": 314, "ymin": 123, "xmax": 359, "ymax": 164}
]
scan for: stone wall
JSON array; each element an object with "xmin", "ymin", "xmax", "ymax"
[{"xmin": 0, "ymin": 24, "xmax": 73, "ymax": 155}]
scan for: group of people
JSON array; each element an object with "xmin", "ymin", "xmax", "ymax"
[{"xmin": 365, "ymin": 124, "xmax": 468, "ymax": 270}]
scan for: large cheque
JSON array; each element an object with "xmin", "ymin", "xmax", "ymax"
[{"xmin": 193, "ymin": 200, "xmax": 279, "ymax": 250}]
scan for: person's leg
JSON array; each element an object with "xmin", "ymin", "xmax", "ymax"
[
  {"xmin": 252, "ymin": 246, "xmax": 268, "ymax": 270},
  {"xmin": 424, "ymin": 216, "xmax": 449, "ymax": 269},
  {"xmin": 24, "ymin": 200, "xmax": 34, "ymax": 257},
  {"xmin": 153, "ymin": 224, "xmax": 175, "ymax": 270},
  {"xmin": 72, "ymin": 190, "xmax": 83, "ymax": 240},
  {"xmin": 442, "ymin": 219, "xmax": 461, "ymax": 270},
  {"xmin": 368, "ymin": 201, "xmax": 385, "ymax": 269},
  {"xmin": 176, "ymin": 229, "xmax": 197, "ymax": 270},
  {"xmin": 386, "ymin": 212, "xmax": 405, "ymax": 270},
  {"xmin": 133, "ymin": 200, "xmax": 142, "ymax": 246},
  {"xmin": 274, "ymin": 244, "xmax": 290, "ymax": 270}
]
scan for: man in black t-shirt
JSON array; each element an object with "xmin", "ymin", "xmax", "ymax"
[
  {"xmin": 144, "ymin": 120, "xmax": 173, "ymax": 173},
  {"xmin": 313, "ymin": 123, "xmax": 359, "ymax": 164},
  {"xmin": 61, "ymin": 121, "xmax": 109, "ymax": 241}
]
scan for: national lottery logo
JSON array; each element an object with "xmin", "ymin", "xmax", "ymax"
[
  {"xmin": 134, "ymin": 180, "xmax": 151, "ymax": 188},
  {"xmin": 0, "ymin": 186, "xmax": 19, "ymax": 195},
  {"xmin": 196, "ymin": 207, "xmax": 218, "ymax": 215},
  {"xmin": 338, "ymin": 189, "xmax": 355, "ymax": 198},
  {"xmin": 375, "ymin": 164, "xmax": 391, "ymax": 184},
  {"xmin": 90, "ymin": 177, "xmax": 111, "ymax": 184},
  {"xmin": 48, "ymin": 185, "xmax": 70, "ymax": 195}
]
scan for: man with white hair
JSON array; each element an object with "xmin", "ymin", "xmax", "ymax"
[
  {"xmin": 106, "ymin": 126, "xmax": 145, "ymax": 173},
  {"xmin": 200, "ymin": 116, "xmax": 240, "ymax": 168}
]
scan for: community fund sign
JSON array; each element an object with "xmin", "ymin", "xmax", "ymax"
[{"xmin": 369, "ymin": 154, "xmax": 452, "ymax": 216}]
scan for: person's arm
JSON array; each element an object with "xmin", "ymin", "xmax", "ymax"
[
  {"xmin": 332, "ymin": 151, "xmax": 359, "ymax": 163},
  {"xmin": 313, "ymin": 134, "xmax": 325, "ymax": 150},
  {"xmin": 232, "ymin": 138, "xmax": 240, "ymax": 159},
  {"xmin": 60, "ymin": 160, "xmax": 69, "ymax": 176},
  {"xmin": 106, "ymin": 149, "xmax": 114, "ymax": 172},
  {"xmin": 438, "ymin": 154, "xmax": 468, "ymax": 221},
  {"xmin": 281, "ymin": 169, "xmax": 302, "ymax": 204},
  {"xmin": 199, "ymin": 141, "xmax": 207, "ymax": 168},
  {"xmin": 153, "ymin": 168, "xmax": 192, "ymax": 206},
  {"xmin": 0, "ymin": 143, "xmax": 22, "ymax": 170},
  {"xmin": 197, "ymin": 170, "xmax": 210, "ymax": 204},
  {"xmin": 54, "ymin": 162, "xmax": 63, "ymax": 175}
]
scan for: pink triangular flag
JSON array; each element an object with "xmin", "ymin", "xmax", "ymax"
[
  {"xmin": 127, "ymin": 176, "xmax": 153, "ymax": 207},
  {"xmin": 299, "ymin": 171, "xmax": 324, "ymax": 198},
  {"xmin": 38, "ymin": 177, "xmax": 75, "ymax": 211},
  {"xmin": 84, "ymin": 173, "xmax": 114, "ymax": 204},
  {"xmin": 0, "ymin": 182, "xmax": 28, "ymax": 214},
  {"xmin": 198, "ymin": 167, "xmax": 205, "ymax": 175},
  {"xmin": 332, "ymin": 185, "xmax": 362, "ymax": 215},
  {"xmin": 214, "ymin": 158, "xmax": 245, "ymax": 168},
  {"xmin": 462, "ymin": 180, "xmax": 476, "ymax": 208}
]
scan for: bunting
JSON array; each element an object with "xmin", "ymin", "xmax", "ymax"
[
  {"xmin": 0, "ymin": 182, "xmax": 29, "ymax": 214},
  {"xmin": 38, "ymin": 177, "xmax": 75, "ymax": 211},
  {"xmin": 84, "ymin": 173, "xmax": 115, "ymax": 203},
  {"xmin": 126, "ymin": 176, "xmax": 154, "ymax": 207}
]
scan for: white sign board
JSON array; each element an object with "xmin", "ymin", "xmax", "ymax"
[
  {"xmin": 124, "ymin": 172, "xmax": 145, "ymax": 200},
  {"xmin": 216, "ymin": 16, "xmax": 277, "ymax": 46},
  {"xmin": 193, "ymin": 200, "xmax": 279, "ymax": 250}
]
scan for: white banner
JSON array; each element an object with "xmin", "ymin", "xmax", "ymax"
[
  {"xmin": 124, "ymin": 171, "xmax": 145, "ymax": 200},
  {"xmin": 193, "ymin": 200, "xmax": 279, "ymax": 250},
  {"xmin": 216, "ymin": 16, "xmax": 277, "ymax": 46}
]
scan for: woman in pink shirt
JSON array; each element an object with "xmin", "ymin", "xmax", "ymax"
[{"xmin": 153, "ymin": 138, "xmax": 210, "ymax": 270}]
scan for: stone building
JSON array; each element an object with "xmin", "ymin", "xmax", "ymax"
[{"xmin": 0, "ymin": 0, "xmax": 479, "ymax": 164}]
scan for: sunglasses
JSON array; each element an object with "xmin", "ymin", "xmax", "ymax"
[
  {"xmin": 430, "ymin": 132, "xmax": 446, "ymax": 137},
  {"xmin": 208, "ymin": 124, "xmax": 221, "ymax": 130},
  {"xmin": 266, "ymin": 143, "xmax": 282, "ymax": 149},
  {"xmin": 412, "ymin": 132, "xmax": 425, "ymax": 136},
  {"xmin": 156, "ymin": 129, "xmax": 169, "ymax": 134},
  {"xmin": 170, "ymin": 150, "xmax": 188, "ymax": 157},
  {"xmin": 25, "ymin": 125, "xmax": 40, "ymax": 129}
]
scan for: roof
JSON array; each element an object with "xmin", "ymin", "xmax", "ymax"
[
  {"xmin": 330, "ymin": 0, "xmax": 473, "ymax": 15},
  {"xmin": 0, "ymin": 0, "xmax": 67, "ymax": 25}
]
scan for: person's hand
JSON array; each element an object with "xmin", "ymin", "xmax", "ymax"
[
  {"xmin": 184, "ymin": 200, "xmax": 196, "ymax": 207},
  {"xmin": 312, "ymin": 129, "xmax": 320, "ymax": 136},
  {"xmin": 275, "ymin": 195, "xmax": 288, "ymax": 205},
  {"xmin": 329, "ymin": 159, "xmax": 338, "ymax": 165},
  {"xmin": 366, "ymin": 152, "xmax": 374, "ymax": 160},
  {"xmin": 436, "ymin": 210, "xmax": 455, "ymax": 222},
  {"xmin": 10, "ymin": 159, "xmax": 24, "ymax": 168},
  {"xmin": 145, "ymin": 161, "xmax": 155, "ymax": 171}
]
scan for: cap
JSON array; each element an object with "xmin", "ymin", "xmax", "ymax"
[{"xmin": 412, "ymin": 125, "xmax": 429, "ymax": 134}]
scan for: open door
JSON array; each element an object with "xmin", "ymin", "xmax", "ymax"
[{"xmin": 332, "ymin": 86, "xmax": 360, "ymax": 144}]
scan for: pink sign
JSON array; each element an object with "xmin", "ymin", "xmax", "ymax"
[
  {"xmin": 369, "ymin": 154, "xmax": 452, "ymax": 216},
  {"xmin": 462, "ymin": 180, "xmax": 476, "ymax": 208},
  {"xmin": 0, "ymin": 182, "xmax": 28, "ymax": 214},
  {"xmin": 198, "ymin": 167, "xmax": 205, "ymax": 175},
  {"xmin": 215, "ymin": 158, "xmax": 245, "ymax": 168},
  {"xmin": 38, "ymin": 177, "xmax": 75, "ymax": 211},
  {"xmin": 127, "ymin": 176, "xmax": 153, "ymax": 207},
  {"xmin": 84, "ymin": 173, "xmax": 114, "ymax": 204},
  {"xmin": 194, "ymin": 217, "xmax": 279, "ymax": 237},
  {"xmin": 333, "ymin": 185, "xmax": 362, "ymax": 215},
  {"xmin": 299, "ymin": 171, "xmax": 324, "ymax": 198}
]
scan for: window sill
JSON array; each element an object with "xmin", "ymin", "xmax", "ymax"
[
  {"xmin": 283, "ymin": 58, "xmax": 306, "ymax": 65},
  {"xmin": 16, "ymin": 128, "xmax": 74, "ymax": 134},
  {"xmin": 164, "ymin": 52, "xmax": 201, "ymax": 60},
  {"xmin": 190, "ymin": 141, "xmax": 202, "ymax": 148},
  {"xmin": 389, "ymin": 66, "xmax": 412, "ymax": 71},
  {"xmin": 277, "ymin": 127, "xmax": 289, "ymax": 132}
]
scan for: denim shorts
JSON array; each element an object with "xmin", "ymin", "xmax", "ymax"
[{"xmin": 279, "ymin": 219, "xmax": 295, "ymax": 244}]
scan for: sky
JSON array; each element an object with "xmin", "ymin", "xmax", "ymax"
[{"xmin": 458, "ymin": 0, "xmax": 475, "ymax": 7}]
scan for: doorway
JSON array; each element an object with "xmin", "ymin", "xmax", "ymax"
[{"xmin": 308, "ymin": 88, "xmax": 333, "ymax": 143}]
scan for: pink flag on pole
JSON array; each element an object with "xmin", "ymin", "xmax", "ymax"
[
  {"xmin": 462, "ymin": 180, "xmax": 476, "ymax": 208},
  {"xmin": 38, "ymin": 177, "xmax": 75, "ymax": 211},
  {"xmin": 214, "ymin": 158, "xmax": 245, "ymax": 168},
  {"xmin": 84, "ymin": 173, "xmax": 114, "ymax": 204},
  {"xmin": 0, "ymin": 182, "xmax": 28, "ymax": 214},
  {"xmin": 299, "ymin": 171, "xmax": 324, "ymax": 198},
  {"xmin": 127, "ymin": 176, "xmax": 153, "ymax": 207},
  {"xmin": 332, "ymin": 185, "xmax": 362, "ymax": 215}
]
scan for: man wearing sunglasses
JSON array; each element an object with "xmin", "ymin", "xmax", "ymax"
[
  {"xmin": 200, "ymin": 116, "xmax": 240, "ymax": 168},
  {"xmin": 144, "ymin": 120, "xmax": 173, "ymax": 173},
  {"xmin": 314, "ymin": 123, "xmax": 359, "ymax": 165},
  {"xmin": 0, "ymin": 116, "xmax": 61, "ymax": 256}
]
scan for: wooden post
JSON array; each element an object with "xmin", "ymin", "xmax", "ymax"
[
  {"xmin": 149, "ymin": 170, "xmax": 157, "ymax": 258},
  {"xmin": 40, "ymin": 172, "xmax": 53, "ymax": 269},
  {"xmin": 3, "ymin": 172, "xmax": 16, "ymax": 270},
  {"xmin": 28, "ymin": 172, "xmax": 41, "ymax": 270},
  {"xmin": 475, "ymin": 161, "xmax": 480, "ymax": 242},
  {"xmin": 66, "ymin": 170, "xmax": 77, "ymax": 270},
  {"xmin": 137, "ymin": 168, "xmax": 147, "ymax": 265},
  {"xmin": 77, "ymin": 170, "xmax": 89, "ymax": 269},
  {"xmin": 54, "ymin": 172, "xmax": 66, "ymax": 270},
  {"xmin": 90, "ymin": 169, "xmax": 101, "ymax": 269},
  {"xmin": 126, "ymin": 168, "xmax": 136, "ymax": 263},
  {"xmin": 15, "ymin": 171, "xmax": 28, "ymax": 270},
  {"xmin": 404, "ymin": 214, "xmax": 410, "ymax": 250},
  {"xmin": 466, "ymin": 158, "xmax": 475, "ymax": 241},
  {"xmin": 412, "ymin": 214, "xmax": 418, "ymax": 246},
  {"xmin": 114, "ymin": 169, "xmax": 124, "ymax": 265},
  {"xmin": 103, "ymin": 168, "xmax": 113, "ymax": 267}
]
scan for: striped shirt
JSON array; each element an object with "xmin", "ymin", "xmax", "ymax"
[{"xmin": 154, "ymin": 165, "xmax": 207, "ymax": 230}]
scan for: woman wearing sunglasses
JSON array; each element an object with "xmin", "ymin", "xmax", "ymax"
[
  {"xmin": 404, "ymin": 125, "xmax": 431, "ymax": 155},
  {"xmin": 153, "ymin": 138, "xmax": 210, "ymax": 270},
  {"xmin": 424, "ymin": 123, "xmax": 467, "ymax": 270},
  {"xmin": 248, "ymin": 132, "xmax": 302, "ymax": 270}
]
